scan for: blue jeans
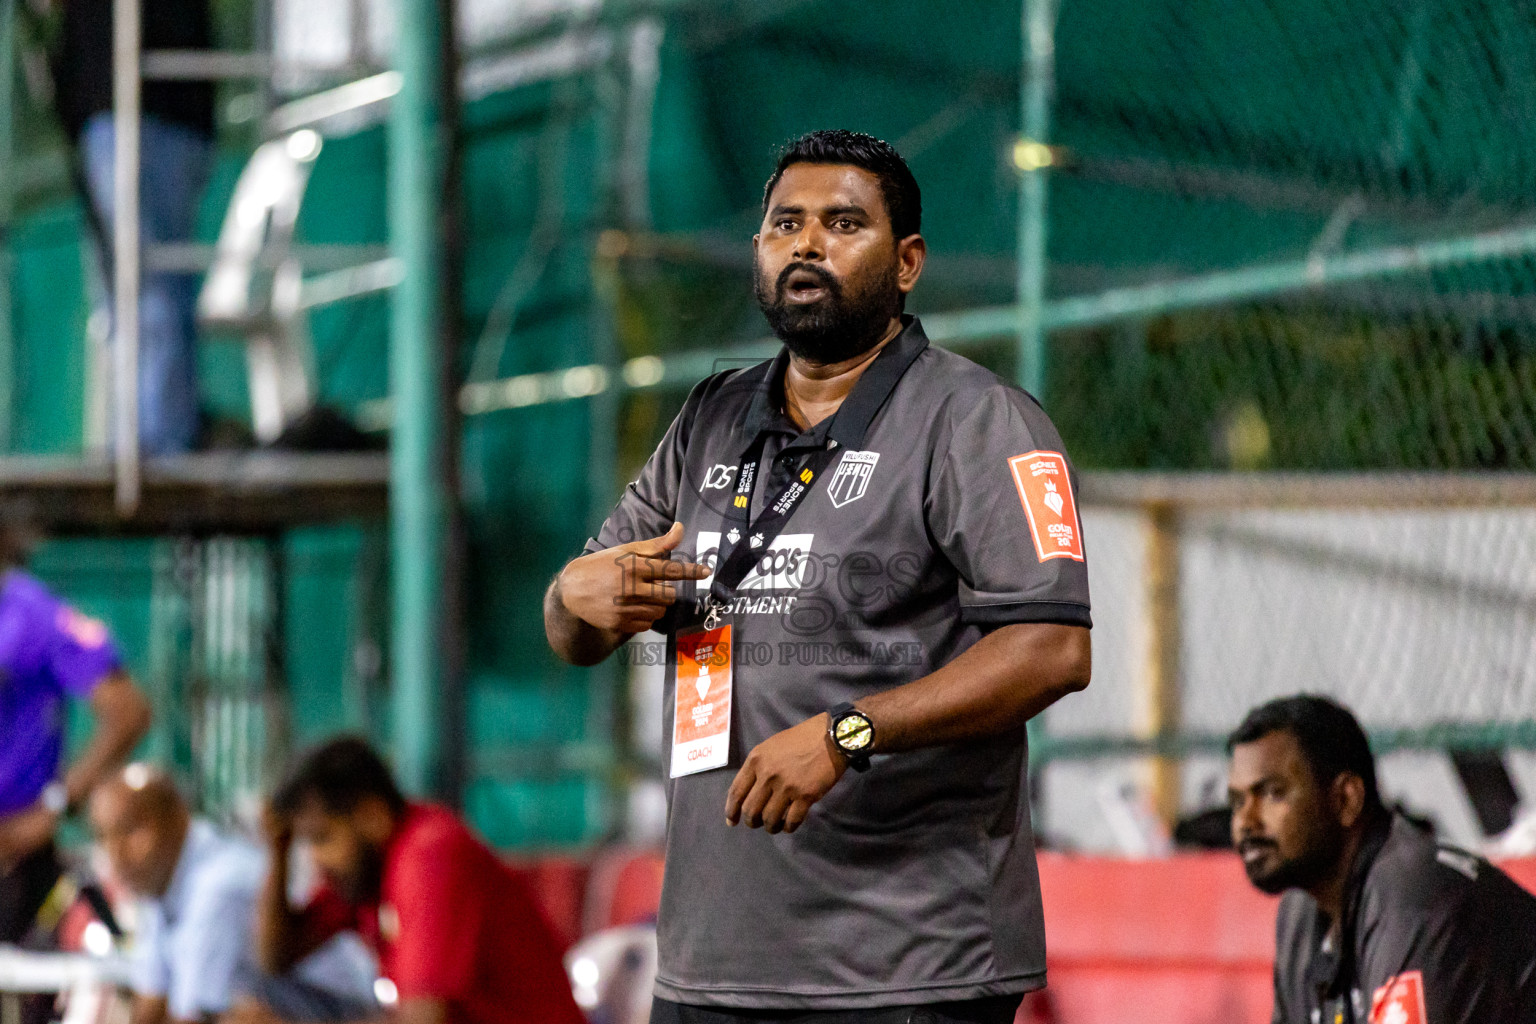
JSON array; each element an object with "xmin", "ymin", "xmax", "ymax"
[{"xmin": 80, "ymin": 112, "xmax": 212, "ymax": 455}]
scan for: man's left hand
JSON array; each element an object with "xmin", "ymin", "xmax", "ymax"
[{"xmin": 725, "ymin": 714, "xmax": 846, "ymax": 834}]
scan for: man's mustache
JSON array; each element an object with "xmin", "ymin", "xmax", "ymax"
[{"xmin": 776, "ymin": 262, "xmax": 838, "ymax": 297}]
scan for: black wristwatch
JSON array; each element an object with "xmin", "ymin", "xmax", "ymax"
[{"xmin": 828, "ymin": 703, "xmax": 875, "ymax": 772}]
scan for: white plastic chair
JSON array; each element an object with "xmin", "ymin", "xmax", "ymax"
[{"xmin": 197, "ymin": 129, "xmax": 323, "ymax": 444}]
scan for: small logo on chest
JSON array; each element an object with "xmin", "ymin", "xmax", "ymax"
[{"xmin": 826, "ymin": 450, "xmax": 880, "ymax": 508}]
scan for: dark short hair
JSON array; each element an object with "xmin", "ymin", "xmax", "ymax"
[
  {"xmin": 761, "ymin": 130, "xmax": 922, "ymax": 241},
  {"xmin": 1228, "ymin": 695, "xmax": 1384, "ymax": 814},
  {"xmin": 274, "ymin": 736, "xmax": 406, "ymax": 817}
]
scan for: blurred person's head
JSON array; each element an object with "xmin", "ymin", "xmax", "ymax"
[
  {"xmin": 1226, "ymin": 695, "xmax": 1386, "ymax": 899},
  {"xmin": 88, "ymin": 764, "xmax": 190, "ymax": 897},
  {"xmin": 754, "ymin": 129, "xmax": 926, "ymax": 364},
  {"xmin": 273, "ymin": 736, "xmax": 406, "ymax": 903},
  {"xmin": 0, "ymin": 508, "xmax": 40, "ymax": 570}
]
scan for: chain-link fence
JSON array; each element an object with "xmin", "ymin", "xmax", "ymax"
[{"xmin": 1037, "ymin": 479, "xmax": 1536, "ymax": 854}]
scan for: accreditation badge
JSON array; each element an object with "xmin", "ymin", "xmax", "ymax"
[{"xmin": 670, "ymin": 625, "xmax": 733, "ymax": 778}]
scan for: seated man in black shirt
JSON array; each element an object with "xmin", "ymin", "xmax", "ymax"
[
  {"xmin": 52, "ymin": 0, "xmax": 215, "ymax": 454},
  {"xmin": 1227, "ymin": 694, "xmax": 1536, "ymax": 1024}
]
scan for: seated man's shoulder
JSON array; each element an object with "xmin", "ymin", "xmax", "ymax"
[
  {"xmin": 1357, "ymin": 819, "xmax": 1514, "ymax": 928},
  {"xmin": 182, "ymin": 830, "xmax": 266, "ymax": 909},
  {"xmin": 397, "ymin": 805, "xmax": 483, "ymax": 859}
]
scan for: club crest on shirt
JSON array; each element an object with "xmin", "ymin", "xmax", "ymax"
[
  {"xmin": 827, "ymin": 450, "xmax": 880, "ymax": 508},
  {"xmin": 1370, "ymin": 971, "xmax": 1427, "ymax": 1024}
]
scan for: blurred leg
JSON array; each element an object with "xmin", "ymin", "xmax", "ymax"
[
  {"xmin": 0, "ymin": 844, "xmax": 64, "ymax": 1024},
  {"xmin": 0, "ymin": 842, "xmax": 60, "ymax": 942},
  {"xmin": 76, "ymin": 113, "xmax": 211, "ymax": 455}
]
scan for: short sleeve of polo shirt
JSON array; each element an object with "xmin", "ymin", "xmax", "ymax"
[
  {"xmin": 40, "ymin": 600, "xmax": 121, "ymax": 697},
  {"xmin": 927, "ymin": 385, "xmax": 1091, "ymax": 628},
  {"xmin": 588, "ymin": 379, "xmax": 708, "ymax": 553}
]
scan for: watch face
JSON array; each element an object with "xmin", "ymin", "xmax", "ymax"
[{"xmin": 834, "ymin": 713, "xmax": 873, "ymax": 752}]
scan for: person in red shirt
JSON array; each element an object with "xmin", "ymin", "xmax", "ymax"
[{"xmin": 234, "ymin": 737, "xmax": 584, "ymax": 1024}]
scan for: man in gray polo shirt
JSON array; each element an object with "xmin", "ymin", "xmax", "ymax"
[{"xmin": 546, "ymin": 129, "xmax": 1092, "ymax": 1024}]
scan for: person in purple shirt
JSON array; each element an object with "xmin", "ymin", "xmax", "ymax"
[{"xmin": 0, "ymin": 524, "xmax": 151, "ymax": 945}]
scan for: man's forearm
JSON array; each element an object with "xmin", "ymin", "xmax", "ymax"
[
  {"xmin": 859, "ymin": 622, "xmax": 1090, "ymax": 753},
  {"xmin": 255, "ymin": 843, "xmax": 307, "ymax": 975},
  {"xmin": 64, "ymin": 671, "xmax": 151, "ymax": 805},
  {"xmin": 543, "ymin": 576, "xmax": 628, "ymax": 667}
]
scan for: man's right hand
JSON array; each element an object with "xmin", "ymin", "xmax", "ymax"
[
  {"xmin": 259, "ymin": 803, "xmax": 293, "ymax": 853},
  {"xmin": 556, "ymin": 523, "xmax": 712, "ymax": 634},
  {"xmin": 0, "ymin": 805, "xmax": 58, "ymax": 867}
]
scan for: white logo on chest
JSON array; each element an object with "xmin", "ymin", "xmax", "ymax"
[
  {"xmin": 1042, "ymin": 477, "xmax": 1065, "ymax": 517},
  {"xmin": 826, "ymin": 450, "xmax": 880, "ymax": 508},
  {"xmin": 700, "ymin": 464, "xmax": 737, "ymax": 490},
  {"xmin": 696, "ymin": 532, "xmax": 813, "ymax": 590}
]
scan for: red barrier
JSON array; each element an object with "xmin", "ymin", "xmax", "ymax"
[
  {"xmin": 1030, "ymin": 853, "xmax": 1536, "ymax": 1024},
  {"xmin": 583, "ymin": 848, "xmax": 665, "ymax": 933},
  {"xmin": 1502, "ymin": 857, "xmax": 1536, "ymax": 894},
  {"xmin": 1032, "ymin": 852, "xmax": 1277, "ymax": 1024},
  {"xmin": 506, "ymin": 856, "xmax": 590, "ymax": 953},
  {"xmin": 511, "ymin": 847, "xmax": 1536, "ymax": 1023}
]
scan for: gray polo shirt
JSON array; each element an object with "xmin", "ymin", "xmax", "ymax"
[
  {"xmin": 1273, "ymin": 814, "xmax": 1536, "ymax": 1024},
  {"xmin": 587, "ymin": 316, "xmax": 1091, "ymax": 1010}
]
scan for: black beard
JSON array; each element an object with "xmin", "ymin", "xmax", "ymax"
[
  {"xmin": 1239, "ymin": 832, "xmax": 1342, "ymax": 895},
  {"xmin": 340, "ymin": 843, "xmax": 386, "ymax": 903},
  {"xmin": 754, "ymin": 258, "xmax": 900, "ymax": 364}
]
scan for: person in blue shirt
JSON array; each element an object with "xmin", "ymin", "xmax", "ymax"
[
  {"xmin": 89, "ymin": 765, "xmax": 379, "ymax": 1024},
  {"xmin": 0, "ymin": 526, "xmax": 151, "ymax": 944}
]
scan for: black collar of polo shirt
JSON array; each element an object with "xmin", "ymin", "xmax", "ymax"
[{"xmin": 736, "ymin": 314, "xmax": 930, "ymax": 456}]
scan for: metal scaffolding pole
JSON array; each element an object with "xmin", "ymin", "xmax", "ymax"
[
  {"xmin": 382, "ymin": 217, "xmax": 1536, "ymax": 427},
  {"xmin": 0, "ymin": 0, "xmax": 14, "ymax": 453},
  {"xmin": 112, "ymin": 0, "xmax": 142, "ymax": 511},
  {"xmin": 924, "ymin": 220, "xmax": 1536, "ymax": 342},
  {"xmin": 388, "ymin": 0, "xmax": 456, "ymax": 797},
  {"xmin": 1015, "ymin": 0, "xmax": 1055, "ymax": 399}
]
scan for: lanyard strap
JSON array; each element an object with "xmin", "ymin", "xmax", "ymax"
[{"xmin": 705, "ymin": 433, "xmax": 839, "ymax": 613}]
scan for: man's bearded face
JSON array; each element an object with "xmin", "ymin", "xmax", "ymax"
[
  {"xmin": 753, "ymin": 162, "xmax": 906, "ymax": 364},
  {"xmin": 1229, "ymin": 731, "xmax": 1350, "ymax": 896}
]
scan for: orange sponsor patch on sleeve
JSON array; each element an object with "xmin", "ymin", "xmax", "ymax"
[
  {"xmin": 1008, "ymin": 451, "xmax": 1084, "ymax": 563},
  {"xmin": 1370, "ymin": 971, "xmax": 1427, "ymax": 1024}
]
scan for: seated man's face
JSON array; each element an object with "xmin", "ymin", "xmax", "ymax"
[
  {"xmin": 1227, "ymin": 730, "xmax": 1345, "ymax": 895},
  {"xmin": 292, "ymin": 799, "xmax": 387, "ymax": 904},
  {"xmin": 89, "ymin": 792, "xmax": 173, "ymax": 897}
]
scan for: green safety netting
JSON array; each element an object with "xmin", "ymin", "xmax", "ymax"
[{"xmin": 8, "ymin": 0, "xmax": 1536, "ymax": 843}]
